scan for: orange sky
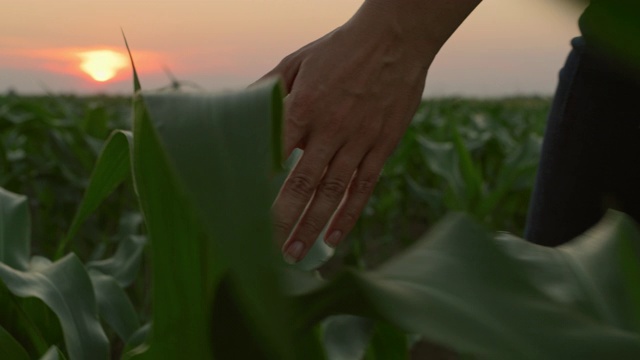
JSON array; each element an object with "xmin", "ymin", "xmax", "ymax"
[{"xmin": 0, "ymin": 0, "xmax": 585, "ymax": 96}]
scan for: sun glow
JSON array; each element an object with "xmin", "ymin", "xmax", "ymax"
[{"xmin": 78, "ymin": 50, "xmax": 128, "ymax": 82}]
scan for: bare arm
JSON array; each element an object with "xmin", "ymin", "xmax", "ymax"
[{"xmin": 263, "ymin": 0, "xmax": 481, "ymax": 263}]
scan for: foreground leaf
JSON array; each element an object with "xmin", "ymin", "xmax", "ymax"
[
  {"xmin": 129, "ymin": 78, "xmax": 300, "ymax": 359},
  {"xmin": 0, "ymin": 254, "xmax": 109, "ymax": 360},
  {"xmin": 292, "ymin": 212, "xmax": 640, "ymax": 358}
]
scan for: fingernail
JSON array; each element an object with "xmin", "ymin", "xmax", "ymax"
[
  {"xmin": 283, "ymin": 241, "xmax": 304, "ymax": 264},
  {"xmin": 325, "ymin": 231, "xmax": 342, "ymax": 248}
]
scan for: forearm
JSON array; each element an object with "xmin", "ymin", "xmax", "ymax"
[{"xmin": 350, "ymin": 0, "xmax": 482, "ymax": 66}]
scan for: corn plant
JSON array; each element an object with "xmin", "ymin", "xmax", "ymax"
[{"xmin": 2, "ymin": 56, "xmax": 640, "ymax": 359}]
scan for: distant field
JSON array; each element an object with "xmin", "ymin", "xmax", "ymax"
[{"xmin": 0, "ymin": 94, "xmax": 550, "ymax": 267}]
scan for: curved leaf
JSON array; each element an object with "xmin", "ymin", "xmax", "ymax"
[
  {"xmin": 88, "ymin": 269, "xmax": 140, "ymax": 343},
  {"xmin": 0, "ymin": 324, "xmax": 30, "ymax": 360},
  {"xmin": 321, "ymin": 315, "xmax": 373, "ymax": 360},
  {"xmin": 128, "ymin": 77, "xmax": 305, "ymax": 359},
  {"xmin": 292, "ymin": 212, "xmax": 640, "ymax": 358},
  {"xmin": 56, "ymin": 130, "xmax": 133, "ymax": 258},
  {"xmin": 87, "ymin": 235, "xmax": 146, "ymax": 287},
  {"xmin": 0, "ymin": 188, "xmax": 30, "ymax": 270},
  {"xmin": 0, "ymin": 254, "xmax": 109, "ymax": 360},
  {"xmin": 126, "ymin": 87, "xmax": 213, "ymax": 359},
  {"xmin": 39, "ymin": 346, "xmax": 67, "ymax": 360}
]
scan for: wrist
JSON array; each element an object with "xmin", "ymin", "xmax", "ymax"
[{"xmin": 357, "ymin": 0, "xmax": 481, "ymax": 65}]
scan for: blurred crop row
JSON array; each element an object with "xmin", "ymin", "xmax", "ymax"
[{"xmin": 0, "ymin": 93, "xmax": 550, "ymax": 268}]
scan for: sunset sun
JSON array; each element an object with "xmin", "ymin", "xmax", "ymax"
[{"xmin": 78, "ymin": 50, "xmax": 128, "ymax": 82}]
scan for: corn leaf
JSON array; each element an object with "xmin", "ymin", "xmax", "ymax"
[
  {"xmin": 0, "ymin": 253, "xmax": 109, "ymax": 360},
  {"xmin": 0, "ymin": 188, "xmax": 109, "ymax": 360},
  {"xmin": 126, "ymin": 77, "xmax": 302, "ymax": 359},
  {"xmin": 0, "ymin": 324, "xmax": 30, "ymax": 360},
  {"xmin": 0, "ymin": 188, "xmax": 30, "ymax": 270},
  {"xmin": 88, "ymin": 269, "xmax": 140, "ymax": 343},
  {"xmin": 321, "ymin": 315, "xmax": 374, "ymax": 360},
  {"xmin": 363, "ymin": 321, "xmax": 409, "ymax": 360},
  {"xmin": 87, "ymin": 235, "xmax": 146, "ymax": 287},
  {"xmin": 39, "ymin": 346, "xmax": 67, "ymax": 360},
  {"xmin": 450, "ymin": 120, "xmax": 483, "ymax": 211},
  {"xmin": 291, "ymin": 211, "xmax": 640, "ymax": 358},
  {"xmin": 56, "ymin": 130, "xmax": 133, "ymax": 258},
  {"xmin": 124, "ymin": 86, "xmax": 211, "ymax": 359}
]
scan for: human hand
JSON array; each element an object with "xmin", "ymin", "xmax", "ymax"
[{"xmin": 261, "ymin": 0, "xmax": 478, "ymax": 264}]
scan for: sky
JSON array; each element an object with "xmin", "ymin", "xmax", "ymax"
[{"xmin": 1, "ymin": 0, "xmax": 586, "ymax": 97}]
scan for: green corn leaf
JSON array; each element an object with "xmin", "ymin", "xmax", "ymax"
[
  {"xmin": 124, "ymin": 323, "xmax": 151, "ymax": 351},
  {"xmin": 0, "ymin": 324, "xmax": 30, "ymax": 360},
  {"xmin": 0, "ymin": 254, "xmax": 109, "ymax": 360},
  {"xmin": 125, "ymin": 86, "xmax": 211, "ymax": 359},
  {"xmin": 497, "ymin": 211, "xmax": 640, "ymax": 332},
  {"xmin": 450, "ymin": 121, "xmax": 484, "ymax": 211},
  {"xmin": 39, "ymin": 346, "xmax": 67, "ymax": 360},
  {"xmin": 363, "ymin": 321, "xmax": 409, "ymax": 360},
  {"xmin": 87, "ymin": 235, "xmax": 146, "ymax": 287},
  {"xmin": 0, "ymin": 282, "xmax": 57, "ymax": 357},
  {"xmin": 321, "ymin": 315, "xmax": 374, "ymax": 360},
  {"xmin": 0, "ymin": 187, "xmax": 109, "ymax": 360},
  {"xmin": 0, "ymin": 188, "xmax": 30, "ymax": 270},
  {"xmin": 88, "ymin": 269, "xmax": 140, "ymax": 343},
  {"xmin": 416, "ymin": 137, "xmax": 466, "ymax": 210},
  {"xmin": 56, "ymin": 130, "xmax": 133, "ymax": 258},
  {"xmin": 127, "ymin": 77, "xmax": 301, "ymax": 359},
  {"xmin": 122, "ymin": 31, "xmax": 141, "ymax": 93},
  {"xmin": 291, "ymin": 211, "xmax": 640, "ymax": 359}
]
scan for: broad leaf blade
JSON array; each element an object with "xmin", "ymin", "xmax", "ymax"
[
  {"xmin": 0, "ymin": 324, "xmax": 30, "ymax": 360},
  {"xmin": 88, "ymin": 269, "xmax": 140, "ymax": 343},
  {"xmin": 87, "ymin": 235, "xmax": 146, "ymax": 287},
  {"xmin": 292, "ymin": 213, "xmax": 640, "ymax": 358},
  {"xmin": 322, "ymin": 315, "xmax": 373, "ymax": 360},
  {"xmin": 127, "ymin": 90, "xmax": 211, "ymax": 359},
  {"xmin": 39, "ymin": 346, "xmax": 67, "ymax": 360},
  {"xmin": 0, "ymin": 254, "xmax": 109, "ymax": 360},
  {"xmin": 138, "ymin": 78, "xmax": 296, "ymax": 359},
  {"xmin": 0, "ymin": 188, "xmax": 30, "ymax": 270},
  {"xmin": 496, "ymin": 211, "xmax": 640, "ymax": 332},
  {"xmin": 57, "ymin": 130, "xmax": 133, "ymax": 257}
]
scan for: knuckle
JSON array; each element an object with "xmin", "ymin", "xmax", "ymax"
[
  {"xmin": 318, "ymin": 178, "xmax": 347, "ymax": 201},
  {"xmin": 362, "ymin": 120, "xmax": 383, "ymax": 138},
  {"xmin": 287, "ymin": 112, "xmax": 308, "ymax": 129},
  {"xmin": 299, "ymin": 216, "xmax": 325, "ymax": 235},
  {"xmin": 341, "ymin": 209, "xmax": 360, "ymax": 226},
  {"xmin": 272, "ymin": 218, "xmax": 293, "ymax": 236},
  {"xmin": 286, "ymin": 173, "xmax": 316, "ymax": 199},
  {"xmin": 286, "ymin": 100, "xmax": 311, "ymax": 128},
  {"xmin": 279, "ymin": 53, "xmax": 295, "ymax": 66},
  {"xmin": 351, "ymin": 177, "xmax": 377, "ymax": 195}
]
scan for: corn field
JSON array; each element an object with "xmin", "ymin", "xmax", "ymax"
[{"xmin": 2, "ymin": 67, "xmax": 640, "ymax": 359}]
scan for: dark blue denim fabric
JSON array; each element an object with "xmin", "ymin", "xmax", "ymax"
[{"xmin": 524, "ymin": 37, "xmax": 640, "ymax": 246}]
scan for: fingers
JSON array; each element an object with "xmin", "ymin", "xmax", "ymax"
[
  {"xmin": 282, "ymin": 94, "xmax": 307, "ymax": 158},
  {"xmin": 272, "ymin": 140, "xmax": 334, "ymax": 247},
  {"xmin": 324, "ymin": 149, "xmax": 387, "ymax": 248},
  {"xmin": 281, "ymin": 144, "xmax": 367, "ymax": 263}
]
